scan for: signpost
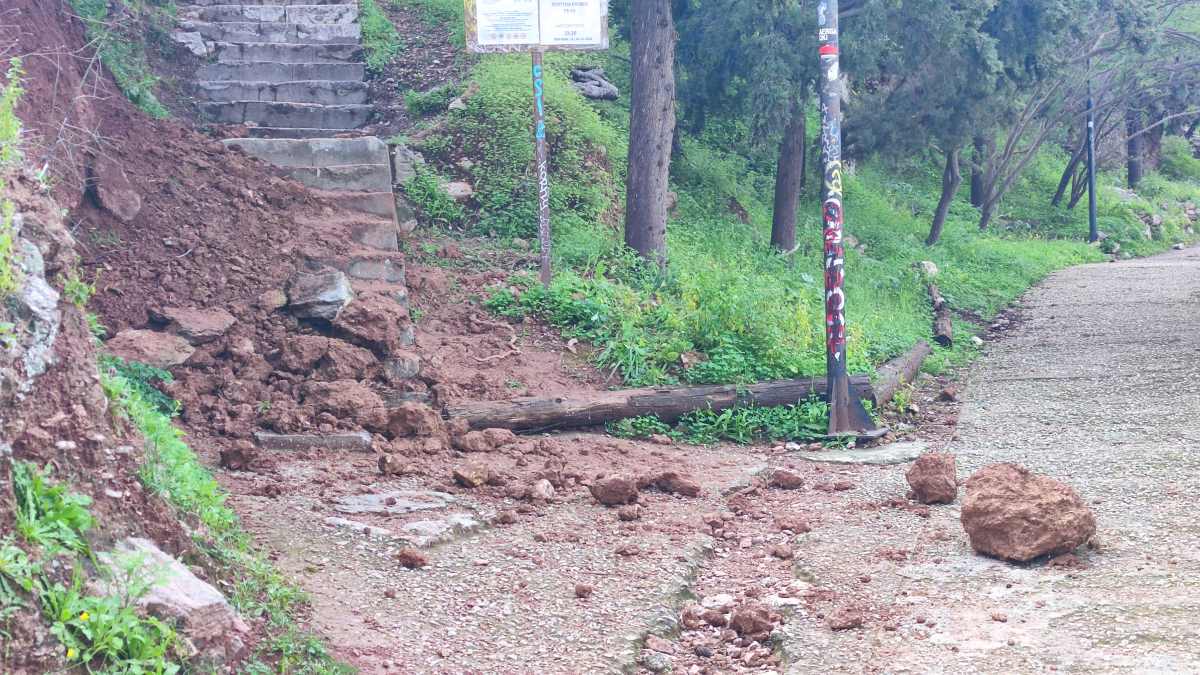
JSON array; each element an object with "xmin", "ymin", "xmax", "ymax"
[
  {"xmin": 465, "ymin": 0, "xmax": 609, "ymax": 287},
  {"xmin": 817, "ymin": 0, "xmax": 875, "ymax": 435}
]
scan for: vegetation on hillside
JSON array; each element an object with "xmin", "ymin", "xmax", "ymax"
[{"xmin": 66, "ymin": 0, "xmax": 173, "ymax": 118}]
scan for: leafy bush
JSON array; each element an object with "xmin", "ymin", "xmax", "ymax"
[
  {"xmin": 99, "ymin": 355, "xmax": 178, "ymax": 415},
  {"xmin": 67, "ymin": 0, "xmax": 169, "ymax": 118},
  {"xmin": 403, "ymin": 165, "xmax": 467, "ymax": 225},
  {"xmin": 12, "ymin": 463, "xmax": 94, "ymax": 555},
  {"xmin": 607, "ymin": 415, "xmax": 672, "ymax": 439},
  {"xmin": 1160, "ymin": 135, "xmax": 1200, "ymax": 183},
  {"xmin": 361, "ymin": 0, "xmax": 403, "ymax": 74}
]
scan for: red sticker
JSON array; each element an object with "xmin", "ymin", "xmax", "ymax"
[{"xmin": 819, "ymin": 44, "xmax": 838, "ymax": 56}]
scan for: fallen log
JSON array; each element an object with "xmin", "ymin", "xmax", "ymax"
[
  {"xmin": 444, "ymin": 375, "xmax": 873, "ymax": 433},
  {"xmin": 871, "ymin": 340, "xmax": 932, "ymax": 408},
  {"xmin": 929, "ymin": 284, "xmax": 953, "ymax": 347}
]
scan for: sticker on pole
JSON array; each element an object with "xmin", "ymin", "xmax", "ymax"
[{"xmin": 465, "ymin": 0, "xmax": 609, "ymax": 52}]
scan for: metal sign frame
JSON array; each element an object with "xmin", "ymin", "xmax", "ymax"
[{"xmin": 465, "ymin": 0, "xmax": 610, "ymax": 54}]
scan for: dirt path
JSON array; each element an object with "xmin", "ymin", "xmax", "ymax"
[{"xmin": 772, "ymin": 246, "xmax": 1200, "ymax": 673}]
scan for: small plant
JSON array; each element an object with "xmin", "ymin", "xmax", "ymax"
[
  {"xmin": 60, "ymin": 268, "xmax": 97, "ymax": 308},
  {"xmin": 607, "ymin": 415, "xmax": 673, "ymax": 439},
  {"xmin": 890, "ymin": 385, "xmax": 914, "ymax": 413},
  {"xmin": 403, "ymin": 166, "xmax": 467, "ymax": 226},
  {"xmin": 677, "ymin": 399, "xmax": 833, "ymax": 445},
  {"xmin": 0, "ymin": 199, "xmax": 19, "ymax": 297},
  {"xmin": 361, "ymin": 0, "xmax": 403, "ymax": 74},
  {"xmin": 405, "ymin": 84, "xmax": 464, "ymax": 116},
  {"xmin": 99, "ymin": 355, "xmax": 178, "ymax": 416},
  {"xmin": 85, "ymin": 312, "xmax": 108, "ymax": 343},
  {"xmin": 0, "ymin": 58, "xmax": 24, "ymax": 167},
  {"xmin": 12, "ymin": 462, "xmax": 95, "ymax": 556}
]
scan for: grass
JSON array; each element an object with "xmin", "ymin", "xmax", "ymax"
[
  {"xmin": 66, "ymin": 0, "xmax": 171, "ymax": 118},
  {"xmin": 391, "ymin": 0, "xmax": 465, "ymax": 46},
  {"xmin": 1, "ymin": 59, "xmax": 23, "ymax": 298},
  {"xmin": 362, "ymin": 0, "xmax": 404, "ymax": 74},
  {"xmin": 100, "ymin": 364, "xmax": 352, "ymax": 674},
  {"xmin": 410, "ymin": 43, "xmax": 1198, "ymax": 395},
  {"xmin": 607, "ymin": 399, "xmax": 838, "ymax": 445}
]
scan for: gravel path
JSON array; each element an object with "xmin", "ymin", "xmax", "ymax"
[{"xmin": 776, "ymin": 246, "xmax": 1200, "ymax": 673}]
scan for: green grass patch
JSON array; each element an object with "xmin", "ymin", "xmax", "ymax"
[
  {"xmin": 361, "ymin": 0, "xmax": 404, "ymax": 74},
  {"xmin": 405, "ymin": 83, "xmax": 463, "ymax": 116},
  {"xmin": 67, "ymin": 0, "xmax": 171, "ymax": 118},
  {"xmin": 403, "ymin": 164, "xmax": 467, "ymax": 226},
  {"xmin": 606, "ymin": 398, "xmax": 843, "ymax": 446},
  {"xmin": 1160, "ymin": 135, "xmax": 1200, "ymax": 183},
  {"xmin": 390, "ymin": 0, "xmax": 465, "ymax": 46}
]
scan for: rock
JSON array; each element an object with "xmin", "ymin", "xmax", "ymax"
[
  {"xmin": 960, "ymin": 463, "xmax": 1096, "ymax": 562},
  {"xmin": 319, "ymin": 340, "xmax": 378, "ymax": 380},
  {"xmin": 590, "ymin": 475, "xmax": 639, "ymax": 506},
  {"xmin": 387, "ymin": 402, "xmax": 444, "ymax": 438},
  {"xmin": 971, "ymin": 336, "xmax": 984, "ymax": 347},
  {"xmin": 768, "ymin": 544, "xmax": 794, "ymax": 560},
  {"xmin": 447, "ymin": 97, "xmax": 467, "ymax": 111},
  {"xmin": 444, "ymin": 181, "xmax": 474, "ymax": 202},
  {"xmin": 570, "ymin": 67, "xmax": 620, "ymax": 100},
  {"xmin": 1173, "ymin": 242, "xmax": 1186, "ymax": 250},
  {"xmin": 104, "ymin": 329, "xmax": 195, "ymax": 368},
  {"xmin": 530, "ymin": 479, "xmax": 556, "ymax": 501},
  {"xmin": 769, "ymin": 468, "xmax": 804, "ymax": 490},
  {"xmin": 452, "ymin": 430, "xmax": 491, "ymax": 453},
  {"xmin": 219, "ymin": 441, "xmax": 255, "ymax": 471},
  {"xmin": 701, "ymin": 594, "xmax": 735, "ymax": 611},
  {"xmin": 641, "ymin": 650, "xmax": 673, "ymax": 673},
  {"xmin": 99, "ymin": 538, "xmax": 248, "ymax": 663},
  {"xmin": 255, "ymin": 431, "xmax": 372, "ymax": 452},
  {"xmin": 827, "ymin": 605, "xmax": 865, "ymax": 630},
  {"xmin": 395, "ymin": 548, "xmax": 429, "ymax": 569},
  {"xmin": 453, "ymin": 463, "xmax": 490, "ymax": 488},
  {"xmin": 159, "ymin": 307, "xmax": 236, "ymax": 345},
  {"xmin": 701, "ymin": 609, "xmax": 728, "ymax": 627},
  {"xmin": 645, "ymin": 635, "xmax": 676, "ymax": 654},
  {"xmin": 729, "ymin": 603, "xmax": 774, "ymax": 642},
  {"xmin": 652, "ymin": 471, "xmax": 702, "ymax": 497},
  {"xmin": 775, "ymin": 516, "xmax": 811, "ymax": 534},
  {"xmin": 617, "ymin": 505, "xmax": 642, "ymax": 521},
  {"xmin": 381, "ymin": 351, "xmax": 421, "ymax": 383},
  {"xmin": 482, "ymin": 427, "xmax": 518, "ymax": 448},
  {"xmin": 287, "ymin": 269, "xmax": 353, "ymax": 321},
  {"xmin": 906, "ymin": 453, "xmax": 958, "ymax": 505},
  {"xmin": 917, "ymin": 260, "xmax": 939, "ymax": 278},
  {"xmin": 378, "ymin": 453, "xmax": 413, "ymax": 476},
  {"xmin": 495, "ymin": 510, "xmax": 517, "ymax": 525},
  {"xmin": 171, "ymin": 30, "xmax": 209, "ymax": 57},
  {"xmin": 334, "ymin": 295, "xmax": 412, "ymax": 355},
  {"xmin": 278, "ymin": 335, "xmax": 330, "ymax": 372},
  {"xmin": 574, "ymin": 583, "xmax": 594, "ymax": 598},
  {"xmin": 92, "ymin": 155, "xmax": 142, "ymax": 223},
  {"xmin": 391, "ymin": 146, "xmax": 425, "ymax": 184},
  {"xmin": 256, "ymin": 289, "xmax": 288, "ymax": 311},
  {"xmin": 938, "ymin": 385, "xmax": 959, "ymax": 402},
  {"xmin": 300, "ymin": 380, "xmax": 388, "ymax": 432}
]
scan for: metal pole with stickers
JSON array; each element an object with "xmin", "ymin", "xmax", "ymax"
[{"xmin": 464, "ymin": 0, "xmax": 609, "ymax": 287}]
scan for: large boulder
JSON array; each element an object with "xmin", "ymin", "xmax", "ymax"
[
  {"xmin": 91, "ymin": 155, "xmax": 142, "ymax": 223},
  {"xmin": 334, "ymin": 295, "xmax": 411, "ymax": 356},
  {"xmin": 104, "ymin": 329, "xmax": 195, "ymax": 368},
  {"xmin": 301, "ymin": 380, "xmax": 387, "ymax": 432},
  {"xmin": 961, "ymin": 463, "xmax": 1096, "ymax": 562},
  {"xmin": 906, "ymin": 453, "xmax": 958, "ymax": 504},
  {"xmin": 387, "ymin": 401, "xmax": 444, "ymax": 438}
]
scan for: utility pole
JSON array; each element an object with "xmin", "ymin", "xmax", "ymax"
[
  {"xmin": 817, "ymin": 0, "xmax": 874, "ymax": 435},
  {"xmin": 1086, "ymin": 58, "xmax": 1098, "ymax": 243}
]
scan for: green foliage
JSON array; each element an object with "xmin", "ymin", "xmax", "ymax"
[
  {"xmin": 677, "ymin": 400, "xmax": 833, "ymax": 445},
  {"xmin": 390, "ymin": 0, "xmax": 465, "ymax": 47},
  {"xmin": 361, "ymin": 0, "xmax": 404, "ymax": 74},
  {"xmin": 607, "ymin": 415, "xmax": 672, "ymax": 439},
  {"xmin": 100, "ymin": 372, "xmax": 351, "ymax": 673},
  {"xmin": 99, "ymin": 355, "xmax": 178, "ymax": 416},
  {"xmin": 60, "ymin": 269, "xmax": 96, "ymax": 308},
  {"xmin": 0, "ymin": 58, "xmax": 23, "ymax": 167},
  {"xmin": 403, "ymin": 165, "xmax": 467, "ymax": 225},
  {"xmin": 405, "ymin": 83, "xmax": 463, "ymax": 116},
  {"xmin": 0, "ymin": 199, "xmax": 18, "ymax": 298},
  {"xmin": 1160, "ymin": 136, "xmax": 1200, "ymax": 183},
  {"xmin": 67, "ymin": 0, "xmax": 169, "ymax": 118},
  {"xmin": 12, "ymin": 463, "xmax": 94, "ymax": 556}
]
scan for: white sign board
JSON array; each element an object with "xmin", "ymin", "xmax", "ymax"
[{"xmin": 466, "ymin": 0, "xmax": 609, "ymax": 52}]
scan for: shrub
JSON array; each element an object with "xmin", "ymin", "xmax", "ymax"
[
  {"xmin": 362, "ymin": 0, "xmax": 404, "ymax": 74},
  {"xmin": 1160, "ymin": 135, "xmax": 1200, "ymax": 183}
]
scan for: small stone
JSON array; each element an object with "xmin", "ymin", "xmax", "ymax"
[
  {"xmin": 453, "ymin": 463, "xmax": 490, "ymax": 488},
  {"xmin": 827, "ymin": 605, "xmax": 865, "ymax": 631},
  {"xmin": 938, "ymin": 385, "xmax": 960, "ymax": 402},
  {"xmin": 495, "ymin": 510, "xmax": 517, "ymax": 525},
  {"xmin": 641, "ymin": 650, "xmax": 673, "ymax": 673},
  {"xmin": 618, "ymin": 505, "xmax": 642, "ymax": 521},
  {"xmin": 104, "ymin": 330, "xmax": 195, "ymax": 369},
  {"xmin": 971, "ymin": 336, "xmax": 985, "ymax": 347},
  {"xmin": 991, "ymin": 611, "xmax": 1009, "ymax": 623},
  {"xmin": 769, "ymin": 468, "xmax": 804, "ymax": 490},
  {"xmin": 590, "ymin": 475, "xmax": 638, "ymax": 505},
  {"xmin": 574, "ymin": 583, "xmax": 594, "ymax": 599},
  {"xmin": 530, "ymin": 478, "xmax": 556, "ymax": 501},
  {"xmin": 729, "ymin": 604, "xmax": 774, "ymax": 642},
  {"xmin": 917, "ymin": 260, "xmax": 939, "ymax": 277},
  {"xmin": 395, "ymin": 548, "xmax": 428, "ymax": 569},
  {"xmin": 645, "ymin": 635, "xmax": 676, "ymax": 655},
  {"xmin": 768, "ymin": 544, "xmax": 794, "ymax": 560},
  {"xmin": 615, "ymin": 543, "xmax": 640, "ymax": 557},
  {"xmin": 701, "ymin": 594, "xmax": 735, "ymax": 610},
  {"xmin": 219, "ymin": 441, "xmax": 255, "ymax": 471},
  {"xmin": 694, "ymin": 645, "xmax": 714, "ymax": 658},
  {"xmin": 775, "ymin": 516, "xmax": 812, "ymax": 534},
  {"xmin": 701, "ymin": 609, "xmax": 728, "ymax": 627},
  {"xmin": 906, "ymin": 453, "xmax": 958, "ymax": 504}
]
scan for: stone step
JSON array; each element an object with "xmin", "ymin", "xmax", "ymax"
[
  {"xmin": 287, "ymin": 163, "xmax": 393, "ymax": 191},
  {"xmin": 309, "ymin": 188, "xmax": 399, "ymax": 221},
  {"xmin": 182, "ymin": 4, "xmax": 358, "ymax": 24},
  {"xmin": 212, "ymin": 41, "xmax": 361, "ymax": 64},
  {"xmin": 342, "ymin": 251, "xmax": 407, "ymax": 283},
  {"xmin": 196, "ymin": 80, "xmax": 368, "ymax": 105},
  {"xmin": 245, "ymin": 126, "xmax": 366, "ymax": 139},
  {"xmin": 222, "ymin": 136, "xmax": 390, "ymax": 169},
  {"xmin": 199, "ymin": 101, "xmax": 372, "ymax": 129},
  {"xmin": 181, "ymin": 20, "xmax": 360, "ymax": 44},
  {"xmin": 183, "ymin": 0, "xmax": 354, "ymax": 6},
  {"xmin": 198, "ymin": 61, "xmax": 365, "ymax": 82},
  {"xmin": 255, "ymin": 431, "xmax": 372, "ymax": 452},
  {"xmin": 351, "ymin": 279, "xmax": 411, "ymax": 309}
]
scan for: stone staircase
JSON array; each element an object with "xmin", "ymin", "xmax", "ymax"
[{"xmin": 172, "ymin": 0, "xmax": 419, "ymax": 366}]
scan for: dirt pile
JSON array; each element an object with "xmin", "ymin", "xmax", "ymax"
[{"xmin": 960, "ymin": 463, "xmax": 1097, "ymax": 562}]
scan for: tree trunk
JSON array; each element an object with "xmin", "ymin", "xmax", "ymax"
[
  {"xmin": 871, "ymin": 341, "xmax": 932, "ymax": 409},
  {"xmin": 928, "ymin": 284, "xmax": 953, "ymax": 347},
  {"xmin": 1052, "ymin": 138, "xmax": 1087, "ymax": 207},
  {"xmin": 771, "ymin": 102, "xmax": 806, "ymax": 252},
  {"xmin": 979, "ymin": 198, "xmax": 995, "ymax": 231},
  {"xmin": 927, "ymin": 147, "xmax": 961, "ymax": 246},
  {"xmin": 624, "ymin": 0, "xmax": 676, "ymax": 270},
  {"xmin": 1126, "ymin": 108, "xmax": 1143, "ymax": 189},
  {"xmin": 969, "ymin": 135, "xmax": 988, "ymax": 207},
  {"xmin": 1186, "ymin": 116, "xmax": 1199, "ymax": 139},
  {"xmin": 444, "ymin": 375, "xmax": 873, "ymax": 433}
]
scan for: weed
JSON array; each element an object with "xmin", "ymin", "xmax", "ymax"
[
  {"xmin": 0, "ymin": 199, "xmax": 19, "ymax": 297},
  {"xmin": 676, "ymin": 399, "xmax": 834, "ymax": 445},
  {"xmin": 67, "ymin": 0, "xmax": 170, "ymax": 118},
  {"xmin": 606, "ymin": 415, "xmax": 672, "ymax": 439},
  {"xmin": 361, "ymin": 0, "xmax": 404, "ymax": 74},
  {"xmin": 60, "ymin": 268, "xmax": 97, "ymax": 308},
  {"xmin": 405, "ymin": 83, "xmax": 463, "ymax": 116},
  {"xmin": 85, "ymin": 312, "xmax": 108, "ymax": 343},
  {"xmin": 404, "ymin": 165, "xmax": 467, "ymax": 226},
  {"xmin": 890, "ymin": 385, "xmax": 914, "ymax": 413},
  {"xmin": 12, "ymin": 462, "xmax": 94, "ymax": 556},
  {"xmin": 99, "ymin": 355, "xmax": 178, "ymax": 416},
  {"xmin": 0, "ymin": 58, "xmax": 24, "ymax": 167}
]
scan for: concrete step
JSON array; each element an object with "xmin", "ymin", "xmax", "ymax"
[
  {"xmin": 212, "ymin": 41, "xmax": 361, "ymax": 63},
  {"xmin": 286, "ymin": 163, "xmax": 392, "ymax": 191},
  {"xmin": 180, "ymin": 20, "xmax": 360, "ymax": 44},
  {"xmin": 183, "ymin": 0, "xmax": 354, "ymax": 6},
  {"xmin": 310, "ymin": 188, "xmax": 399, "ymax": 221},
  {"xmin": 182, "ymin": 4, "xmax": 358, "ymax": 24},
  {"xmin": 198, "ymin": 61, "xmax": 365, "ymax": 82},
  {"xmin": 200, "ymin": 101, "xmax": 372, "ymax": 128},
  {"xmin": 245, "ymin": 126, "xmax": 366, "ymax": 139},
  {"xmin": 221, "ymin": 136, "xmax": 390, "ymax": 168},
  {"xmin": 196, "ymin": 80, "xmax": 369, "ymax": 104}
]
